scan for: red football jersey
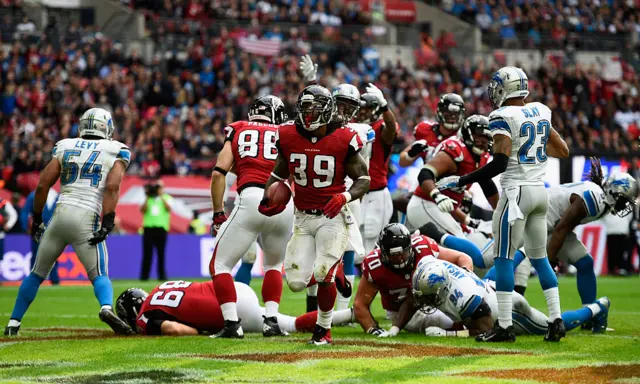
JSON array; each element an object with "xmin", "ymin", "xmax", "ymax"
[
  {"xmin": 362, "ymin": 234, "xmax": 440, "ymax": 312},
  {"xmin": 276, "ymin": 122, "xmax": 363, "ymax": 210},
  {"xmin": 414, "ymin": 136, "xmax": 490, "ymax": 204},
  {"xmin": 225, "ymin": 120, "xmax": 279, "ymax": 192},
  {"xmin": 368, "ymin": 120, "xmax": 400, "ymax": 191},
  {"xmin": 136, "ymin": 281, "xmax": 223, "ymax": 335},
  {"xmin": 412, "ymin": 120, "xmax": 455, "ymax": 161}
]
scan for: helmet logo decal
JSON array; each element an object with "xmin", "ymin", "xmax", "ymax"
[
  {"xmin": 611, "ymin": 178, "xmax": 630, "ymax": 192},
  {"xmin": 427, "ymin": 273, "xmax": 445, "ymax": 288}
]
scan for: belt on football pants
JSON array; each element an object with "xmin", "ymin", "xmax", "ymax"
[{"xmin": 299, "ymin": 209, "xmax": 324, "ymax": 216}]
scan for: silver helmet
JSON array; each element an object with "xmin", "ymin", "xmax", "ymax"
[
  {"xmin": 412, "ymin": 258, "xmax": 449, "ymax": 307},
  {"xmin": 602, "ymin": 172, "xmax": 638, "ymax": 217},
  {"xmin": 487, "ymin": 66, "xmax": 530, "ymax": 109},
  {"xmin": 332, "ymin": 84, "xmax": 363, "ymax": 124},
  {"xmin": 78, "ymin": 108, "xmax": 114, "ymax": 140}
]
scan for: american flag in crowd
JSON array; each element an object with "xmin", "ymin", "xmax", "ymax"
[{"xmin": 238, "ymin": 37, "xmax": 281, "ymax": 56}]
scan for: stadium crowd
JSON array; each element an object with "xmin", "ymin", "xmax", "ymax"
[{"xmin": 0, "ymin": 7, "xmax": 638, "ymax": 188}]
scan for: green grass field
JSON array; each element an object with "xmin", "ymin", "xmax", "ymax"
[{"xmin": 1, "ymin": 276, "xmax": 639, "ymax": 384}]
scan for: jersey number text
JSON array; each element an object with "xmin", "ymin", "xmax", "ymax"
[
  {"xmin": 60, "ymin": 150, "xmax": 103, "ymax": 187},
  {"xmin": 290, "ymin": 154, "xmax": 335, "ymax": 188},
  {"xmin": 238, "ymin": 130, "xmax": 277, "ymax": 160},
  {"xmin": 518, "ymin": 120, "xmax": 550, "ymax": 164},
  {"xmin": 149, "ymin": 281, "xmax": 193, "ymax": 308}
]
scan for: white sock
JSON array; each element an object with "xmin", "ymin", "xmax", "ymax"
[
  {"xmin": 587, "ymin": 302, "xmax": 601, "ymax": 317},
  {"xmin": 307, "ymin": 285, "xmax": 318, "ymax": 296},
  {"xmin": 317, "ymin": 309, "xmax": 333, "ymax": 329},
  {"xmin": 335, "ymin": 275, "xmax": 355, "ymax": 311},
  {"xmin": 543, "ymin": 287, "xmax": 561, "ymax": 321},
  {"xmin": 496, "ymin": 291, "xmax": 513, "ymax": 328},
  {"xmin": 278, "ymin": 315, "xmax": 297, "ymax": 333},
  {"xmin": 100, "ymin": 305, "xmax": 112, "ymax": 311},
  {"xmin": 220, "ymin": 302, "xmax": 238, "ymax": 322},
  {"xmin": 8, "ymin": 319, "xmax": 20, "ymax": 327},
  {"xmin": 264, "ymin": 301, "xmax": 279, "ymax": 318},
  {"xmin": 331, "ymin": 309, "xmax": 353, "ymax": 326}
]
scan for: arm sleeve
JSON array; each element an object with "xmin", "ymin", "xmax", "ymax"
[
  {"xmin": 458, "ymin": 153, "xmax": 509, "ymax": 187},
  {"xmin": 581, "ymin": 190, "xmax": 600, "ymax": 218},
  {"xmin": 115, "ymin": 146, "xmax": 132, "ymax": 169},
  {"xmin": 224, "ymin": 123, "xmax": 236, "ymax": 142},
  {"xmin": 52, "ymin": 142, "xmax": 64, "ymax": 162},
  {"xmin": 460, "ymin": 294, "xmax": 483, "ymax": 319}
]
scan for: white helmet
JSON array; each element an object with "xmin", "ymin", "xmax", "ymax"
[
  {"xmin": 487, "ymin": 66, "xmax": 530, "ymax": 109},
  {"xmin": 602, "ymin": 172, "xmax": 638, "ymax": 217},
  {"xmin": 411, "ymin": 258, "xmax": 450, "ymax": 307},
  {"xmin": 78, "ymin": 108, "xmax": 114, "ymax": 140},
  {"xmin": 332, "ymin": 84, "xmax": 362, "ymax": 123}
]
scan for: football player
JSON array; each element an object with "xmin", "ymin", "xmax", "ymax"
[
  {"xmin": 399, "ymin": 93, "xmax": 465, "ymax": 167},
  {"xmin": 354, "ymin": 223, "xmax": 473, "ymax": 337},
  {"xmin": 115, "ymin": 281, "xmax": 354, "ymax": 336},
  {"xmin": 5, "ymin": 108, "xmax": 133, "ymax": 336},
  {"xmin": 259, "ymin": 85, "xmax": 370, "ymax": 345},
  {"xmin": 412, "ymin": 257, "xmax": 610, "ymax": 338},
  {"xmin": 209, "ymin": 95, "xmax": 294, "ymax": 338},
  {"xmin": 437, "ymin": 66, "xmax": 570, "ymax": 342}
]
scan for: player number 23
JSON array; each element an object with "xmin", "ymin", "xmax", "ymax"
[{"xmin": 290, "ymin": 154, "xmax": 335, "ymax": 188}]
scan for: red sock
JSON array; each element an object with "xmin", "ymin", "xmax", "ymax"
[
  {"xmin": 306, "ymin": 275, "xmax": 318, "ymax": 287},
  {"xmin": 262, "ymin": 270, "xmax": 283, "ymax": 304},
  {"xmin": 294, "ymin": 311, "xmax": 318, "ymax": 333},
  {"xmin": 317, "ymin": 283, "xmax": 337, "ymax": 312},
  {"xmin": 212, "ymin": 273, "xmax": 237, "ymax": 304}
]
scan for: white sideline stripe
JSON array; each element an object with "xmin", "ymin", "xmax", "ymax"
[{"xmin": 0, "ymin": 312, "xmax": 95, "ymax": 319}]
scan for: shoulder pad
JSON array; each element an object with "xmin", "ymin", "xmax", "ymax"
[{"xmin": 439, "ymin": 138, "xmax": 465, "ymax": 162}]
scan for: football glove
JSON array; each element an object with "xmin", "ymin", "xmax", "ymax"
[
  {"xmin": 407, "ymin": 139, "xmax": 428, "ymax": 158},
  {"xmin": 368, "ymin": 327, "xmax": 389, "ymax": 337},
  {"xmin": 299, "ymin": 54, "xmax": 318, "ymax": 83},
  {"xmin": 211, "ymin": 211, "xmax": 227, "ymax": 237},
  {"xmin": 365, "ymin": 83, "xmax": 388, "ymax": 108},
  {"xmin": 30, "ymin": 212, "xmax": 44, "ymax": 243},
  {"xmin": 424, "ymin": 326, "xmax": 447, "ymax": 337},
  {"xmin": 436, "ymin": 175, "xmax": 460, "ymax": 191},
  {"xmin": 89, "ymin": 212, "xmax": 115, "ymax": 245},
  {"xmin": 323, "ymin": 193, "xmax": 349, "ymax": 219},
  {"xmin": 258, "ymin": 198, "xmax": 286, "ymax": 217},
  {"xmin": 430, "ymin": 190, "xmax": 456, "ymax": 213}
]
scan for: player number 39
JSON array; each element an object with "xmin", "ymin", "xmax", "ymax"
[{"xmin": 290, "ymin": 154, "xmax": 335, "ymax": 188}]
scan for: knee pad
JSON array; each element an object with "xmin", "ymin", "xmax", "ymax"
[{"xmin": 287, "ymin": 280, "xmax": 307, "ymax": 293}]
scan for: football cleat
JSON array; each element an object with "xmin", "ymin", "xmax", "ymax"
[
  {"xmin": 544, "ymin": 318, "xmax": 566, "ymax": 342},
  {"xmin": 263, "ymin": 316, "xmax": 289, "ymax": 337},
  {"xmin": 592, "ymin": 297, "xmax": 611, "ymax": 334},
  {"xmin": 580, "ymin": 320, "xmax": 593, "ymax": 331},
  {"xmin": 476, "ymin": 322, "xmax": 516, "ymax": 343},
  {"xmin": 210, "ymin": 320, "xmax": 244, "ymax": 339},
  {"xmin": 99, "ymin": 307, "xmax": 135, "ymax": 335},
  {"xmin": 4, "ymin": 325, "xmax": 20, "ymax": 336},
  {"xmin": 334, "ymin": 263, "xmax": 352, "ymax": 299},
  {"xmin": 308, "ymin": 324, "xmax": 332, "ymax": 345},
  {"xmin": 306, "ymin": 295, "xmax": 318, "ymax": 313}
]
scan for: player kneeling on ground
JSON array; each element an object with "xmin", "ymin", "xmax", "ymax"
[
  {"xmin": 353, "ymin": 223, "xmax": 473, "ymax": 337},
  {"xmin": 115, "ymin": 281, "xmax": 353, "ymax": 336},
  {"xmin": 411, "ymin": 258, "xmax": 610, "ymax": 340}
]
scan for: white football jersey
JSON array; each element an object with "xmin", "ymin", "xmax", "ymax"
[
  {"xmin": 546, "ymin": 181, "xmax": 609, "ymax": 230},
  {"xmin": 431, "ymin": 260, "xmax": 493, "ymax": 324},
  {"xmin": 345, "ymin": 122, "xmax": 374, "ymax": 189},
  {"xmin": 488, "ymin": 102, "xmax": 553, "ymax": 189},
  {"xmin": 54, "ymin": 138, "xmax": 131, "ymax": 214}
]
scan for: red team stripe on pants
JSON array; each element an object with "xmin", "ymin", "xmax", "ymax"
[
  {"xmin": 262, "ymin": 269, "xmax": 283, "ymax": 304},
  {"xmin": 212, "ymin": 273, "xmax": 237, "ymax": 305}
]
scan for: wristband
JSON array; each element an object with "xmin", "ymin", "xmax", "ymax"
[
  {"xmin": 429, "ymin": 189, "xmax": 441, "ymax": 198},
  {"xmin": 341, "ymin": 192, "xmax": 352, "ymax": 204},
  {"xmin": 379, "ymin": 104, "xmax": 389, "ymax": 113}
]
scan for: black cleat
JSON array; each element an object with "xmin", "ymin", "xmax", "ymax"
[
  {"xmin": 263, "ymin": 316, "xmax": 289, "ymax": 337},
  {"xmin": 335, "ymin": 262, "xmax": 352, "ymax": 299},
  {"xmin": 4, "ymin": 325, "xmax": 20, "ymax": 336},
  {"xmin": 476, "ymin": 322, "xmax": 516, "ymax": 343},
  {"xmin": 306, "ymin": 295, "xmax": 318, "ymax": 313},
  {"xmin": 580, "ymin": 320, "xmax": 593, "ymax": 331},
  {"xmin": 544, "ymin": 318, "xmax": 566, "ymax": 342},
  {"xmin": 100, "ymin": 308, "xmax": 134, "ymax": 335},
  {"xmin": 210, "ymin": 320, "xmax": 244, "ymax": 339},
  {"xmin": 308, "ymin": 324, "xmax": 332, "ymax": 345}
]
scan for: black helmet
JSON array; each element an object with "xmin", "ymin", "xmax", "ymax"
[
  {"xmin": 461, "ymin": 114, "xmax": 492, "ymax": 155},
  {"xmin": 296, "ymin": 85, "xmax": 334, "ymax": 131},
  {"xmin": 116, "ymin": 288, "xmax": 148, "ymax": 332},
  {"xmin": 357, "ymin": 93, "xmax": 381, "ymax": 124},
  {"xmin": 378, "ymin": 223, "xmax": 414, "ymax": 270},
  {"xmin": 437, "ymin": 93, "xmax": 465, "ymax": 132},
  {"xmin": 248, "ymin": 95, "xmax": 287, "ymax": 125}
]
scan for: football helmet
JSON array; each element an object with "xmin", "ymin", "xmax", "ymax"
[
  {"xmin": 248, "ymin": 95, "xmax": 287, "ymax": 125},
  {"xmin": 412, "ymin": 259, "xmax": 449, "ymax": 307},
  {"xmin": 115, "ymin": 288, "xmax": 149, "ymax": 332},
  {"xmin": 78, "ymin": 108, "xmax": 114, "ymax": 140},
  {"xmin": 437, "ymin": 93, "xmax": 465, "ymax": 132},
  {"xmin": 296, "ymin": 85, "xmax": 334, "ymax": 131},
  {"xmin": 460, "ymin": 114, "xmax": 492, "ymax": 155},
  {"xmin": 357, "ymin": 93, "xmax": 381, "ymax": 124},
  {"xmin": 378, "ymin": 223, "xmax": 414, "ymax": 270},
  {"xmin": 602, "ymin": 172, "xmax": 638, "ymax": 217},
  {"xmin": 460, "ymin": 190, "xmax": 474, "ymax": 215},
  {"xmin": 488, "ymin": 66, "xmax": 530, "ymax": 109},
  {"xmin": 332, "ymin": 84, "xmax": 363, "ymax": 124}
]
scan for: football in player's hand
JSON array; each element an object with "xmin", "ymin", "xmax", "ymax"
[{"xmin": 266, "ymin": 181, "xmax": 291, "ymax": 206}]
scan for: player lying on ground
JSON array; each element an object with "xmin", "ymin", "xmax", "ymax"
[
  {"xmin": 411, "ymin": 257, "xmax": 610, "ymax": 339},
  {"xmin": 353, "ymin": 223, "xmax": 473, "ymax": 337},
  {"xmin": 5, "ymin": 108, "xmax": 133, "ymax": 336},
  {"xmin": 115, "ymin": 281, "xmax": 353, "ymax": 336}
]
